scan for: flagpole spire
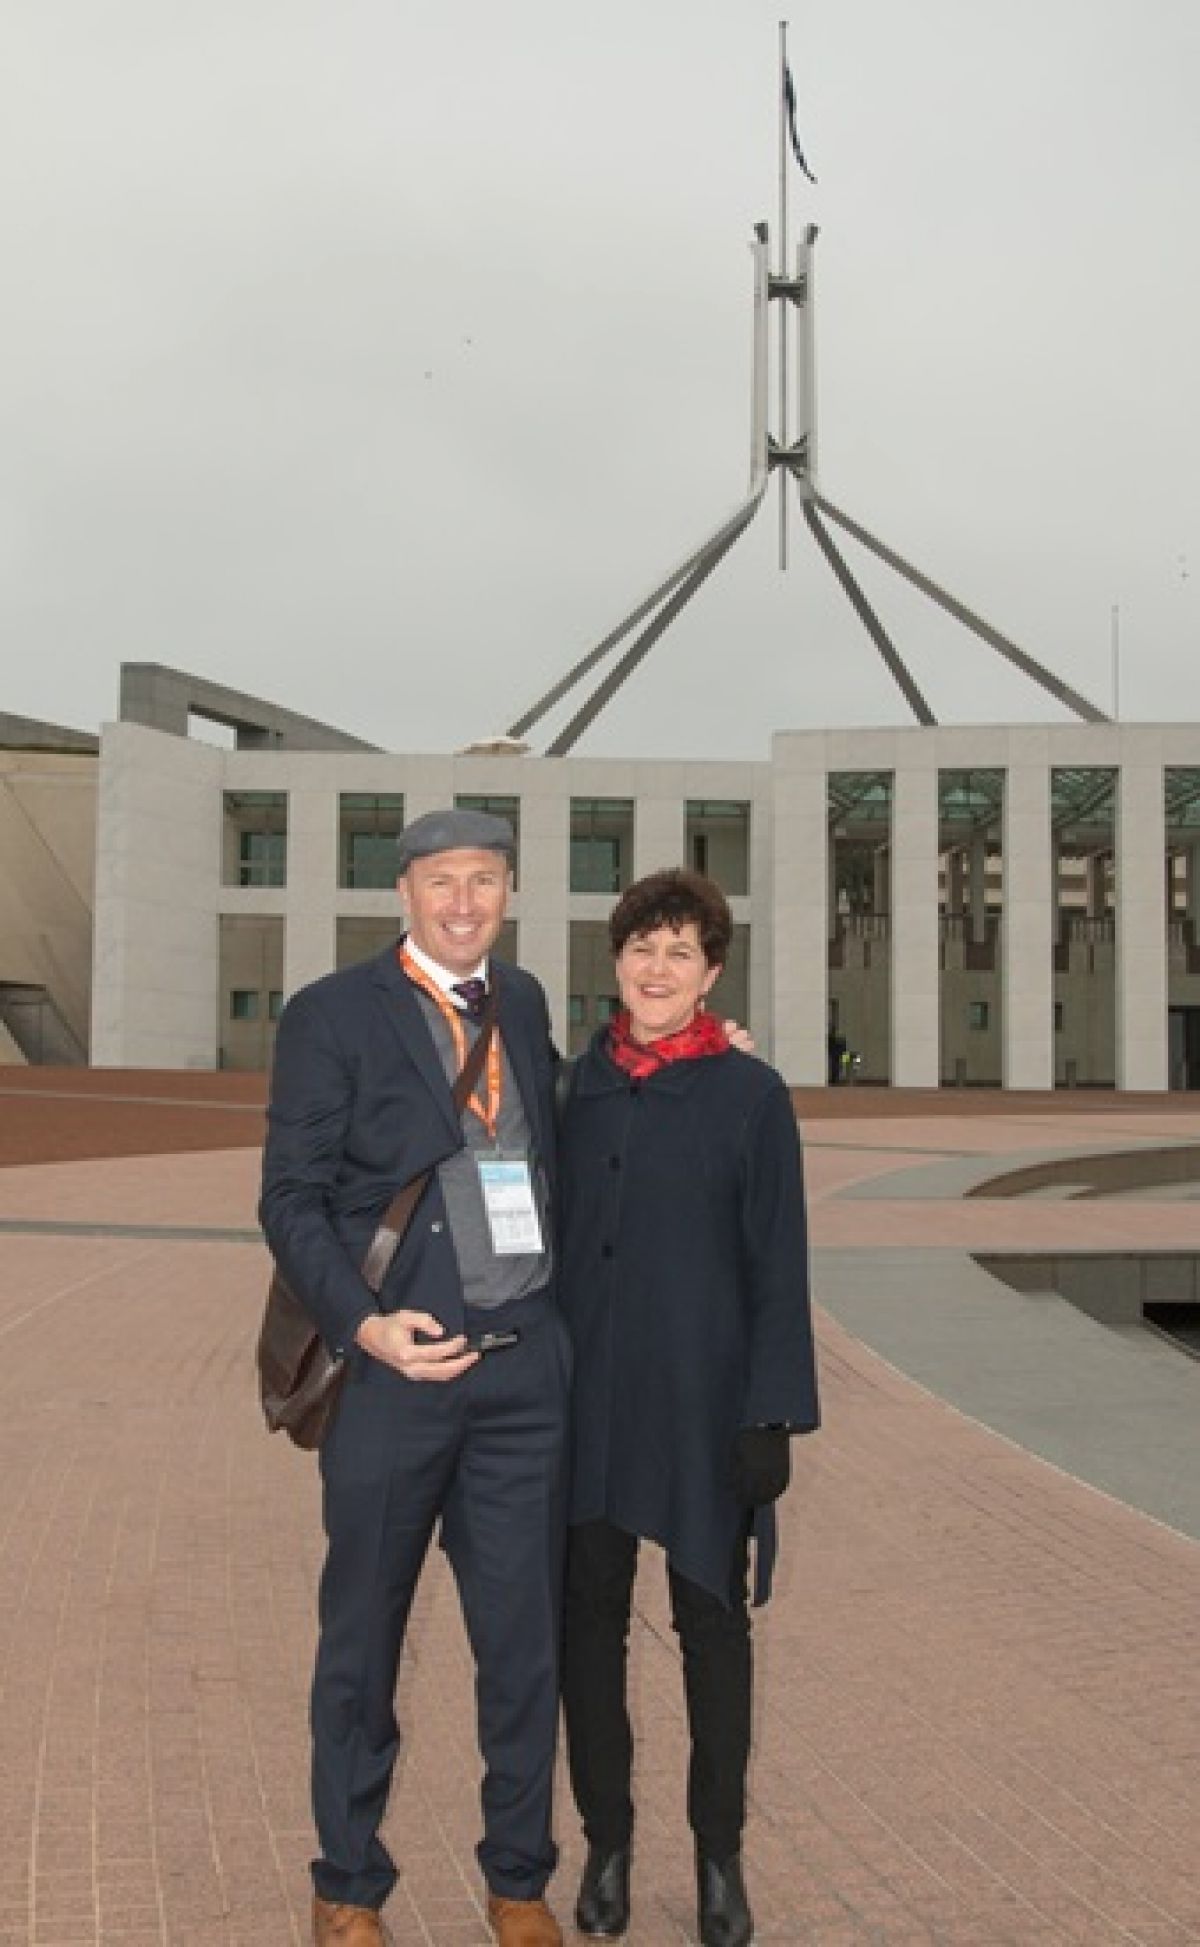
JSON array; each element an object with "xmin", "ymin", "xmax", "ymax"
[{"xmin": 778, "ymin": 19, "xmax": 790, "ymax": 570}]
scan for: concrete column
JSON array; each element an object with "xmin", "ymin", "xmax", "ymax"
[
  {"xmin": 633, "ymin": 795, "xmax": 685, "ymax": 881},
  {"xmin": 1116, "ymin": 759, "xmax": 1168, "ymax": 1089},
  {"xmin": 873, "ymin": 845, "xmax": 890, "ymax": 916},
  {"xmin": 1188, "ymin": 839, "xmax": 1200, "ymax": 930},
  {"xmin": 1003, "ymin": 757, "xmax": 1053, "ymax": 1089},
  {"xmin": 891, "ymin": 762, "xmax": 938, "ymax": 1088},
  {"xmin": 284, "ymin": 784, "xmax": 338, "ymax": 995},
  {"xmin": 946, "ymin": 848, "xmax": 964, "ymax": 914},
  {"xmin": 514, "ymin": 787, "xmax": 571, "ymax": 1049},
  {"xmin": 771, "ymin": 758, "xmax": 827, "ymax": 1083},
  {"xmin": 970, "ymin": 833, "xmax": 988, "ymax": 942},
  {"xmin": 91, "ymin": 722, "xmax": 222, "ymax": 1067}
]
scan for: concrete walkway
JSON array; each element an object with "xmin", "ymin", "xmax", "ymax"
[{"xmin": 0, "ymin": 1082, "xmax": 1197, "ymax": 1944}]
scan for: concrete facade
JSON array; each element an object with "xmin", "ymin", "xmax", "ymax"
[
  {"xmin": 87, "ymin": 714, "xmax": 1200, "ymax": 1086},
  {"xmin": 0, "ymin": 747, "xmax": 97, "ymax": 1060},
  {"xmin": 118, "ymin": 663, "xmax": 379, "ymax": 752}
]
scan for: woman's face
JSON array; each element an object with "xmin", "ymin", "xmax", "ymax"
[{"xmin": 614, "ymin": 920, "xmax": 720, "ymax": 1043}]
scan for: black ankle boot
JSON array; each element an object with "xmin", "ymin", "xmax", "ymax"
[
  {"xmin": 575, "ymin": 1844, "xmax": 631, "ymax": 1937},
  {"xmin": 697, "ymin": 1851, "xmax": 753, "ymax": 1947}
]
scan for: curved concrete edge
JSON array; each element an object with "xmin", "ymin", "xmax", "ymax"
[
  {"xmin": 827, "ymin": 1134, "xmax": 1200, "ymax": 1202},
  {"xmin": 812, "ymin": 1245, "xmax": 1200, "ymax": 1544}
]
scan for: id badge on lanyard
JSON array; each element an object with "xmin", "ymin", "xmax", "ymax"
[{"xmin": 476, "ymin": 1152, "xmax": 544, "ymax": 1257}]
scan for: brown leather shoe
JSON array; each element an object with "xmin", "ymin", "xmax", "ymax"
[
  {"xmin": 312, "ymin": 1896, "xmax": 391, "ymax": 1944},
  {"xmin": 486, "ymin": 1893, "xmax": 563, "ymax": 1946}
]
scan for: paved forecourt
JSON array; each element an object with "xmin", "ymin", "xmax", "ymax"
[{"xmin": 0, "ymin": 1073, "xmax": 1197, "ymax": 1945}]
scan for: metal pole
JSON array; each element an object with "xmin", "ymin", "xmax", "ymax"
[
  {"xmin": 802, "ymin": 495, "xmax": 936, "ymax": 724},
  {"xmin": 546, "ymin": 507, "xmax": 758, "ymax": 756},
  {"xmin": 778, "ymin": 19, "xmax": 789, "ymax": 569},
  {"xmin": 813, "ymin": 490, "xmax": 1110, "ymax": 723},
  {"xmin": 1111, "ymin": 602, "xmax": 1121, "ymax": 719}
]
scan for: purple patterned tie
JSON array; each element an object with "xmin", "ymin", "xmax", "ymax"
[{"xmin": 451, "ymin": 977, "xmax": 488, "ymax": 1021}]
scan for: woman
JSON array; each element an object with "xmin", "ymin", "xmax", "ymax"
[{"xmin": 558, "ymin": 869, "xmax": 819, "ymax": 1947}]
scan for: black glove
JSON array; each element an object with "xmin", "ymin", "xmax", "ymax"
[{"xmin": 732, "ymin": 1427, "xmax": 791, "ymax": 1508}]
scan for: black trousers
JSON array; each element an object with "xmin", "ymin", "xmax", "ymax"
[
  {"xmin": 311, "ymin": 1294, "xmax": 571, "ymax": 1909},
  {"xmin": 561, "ymin": 1518, "xmax": 751, "ymax": 1862}
]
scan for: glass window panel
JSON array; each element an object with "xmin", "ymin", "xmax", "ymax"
[
  {"xmin": 686, "ymin": 799, "xmax": 749, "ymax": 895},
  {"xmin": 570, "ymin": 799, "xmax": 633, "ymax": 893},
  {"xmin": 223, "ymin": 791, "xmax": 288, "ymax": 887},
  {"xmin": 454, "ymin": 794, "xmax": 520, "ymax": 886},
  {"xmin": 338, "ymin": 793, "xmax": 405, "ymax": 889}
]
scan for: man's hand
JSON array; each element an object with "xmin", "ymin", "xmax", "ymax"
[
  {"xmin": 723, "ymin": 1017, "xmax": 756, "ymax": 1055},
  {"xmin": 356, "ymin": 1310, "xmax": 479, "ymax": 1382}
]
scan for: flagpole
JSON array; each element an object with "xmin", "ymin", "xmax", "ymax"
[{"xmin": 778, "ymin": 18, "xmax": 789, "ymax": 570}]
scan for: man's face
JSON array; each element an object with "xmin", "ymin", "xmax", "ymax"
[{"xmin": 400, "ymin": 848, "xmax": 511, "ymax": 976}]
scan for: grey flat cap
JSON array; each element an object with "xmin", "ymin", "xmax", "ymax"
[{"xmin": 395, "ymin": 807, "xmax": 516, "ymax": 874}]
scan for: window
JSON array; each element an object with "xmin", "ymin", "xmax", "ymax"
[
  {"xmin": 454, "ymin": 793, "xmax": 520, "ymax": 886},
  {"xmin": 1054, "ymin": 1001, "xmax": 1065, "ymax": 1032},
  {"xmin": 968, "ymin": 1001, "xmax": 990, "ymax": 1031},
  {"xmin": 230, "ymin": 989, "xmax": 260, "ymax": 1021},
  {"xmin": 686, "ymin": 800, "xmax": 750, "ymax": 895},
  {"xmin": 223, "ymin": 792, "xmax": 287, "ymax": 887},
  {"xmin": 568, "ymin": 919, "xmax": 620, "ymax": 1054},
  {"xmin": 239, "ymin": 831, "xmax": 286, "ymax": 887},
  {"xmin": 339, "ymin": 794, "xmax": 405, "ymax": 889},
  {"xmin": 570, "ymin": 799, "xmax": 633, "ymax": 894},
  {"xmin": 268, "ymin": 990, "xmax": 284, "ymax": 1022}
]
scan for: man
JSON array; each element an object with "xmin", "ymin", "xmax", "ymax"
[{"xmin": 260, "ymin": 809, "xmax": 568, "ymax": 1947}]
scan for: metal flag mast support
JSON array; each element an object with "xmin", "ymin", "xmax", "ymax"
[
  {"xmin": 777, "ymin": 18, "xmax": 789, "ymax": 571},
  {"xmin": 504, "ymin": 25, "xmax": 1108, "ymax": 756}
]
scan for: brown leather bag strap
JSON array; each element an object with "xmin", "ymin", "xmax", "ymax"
[{"xmin": 361, "ymin": 986, "xmax": 501, "ymax": 1295}]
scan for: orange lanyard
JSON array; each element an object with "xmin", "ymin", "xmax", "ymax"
[{"xmin": 400, "ymin": 948, "xmax": 502, "ymax": 1142}]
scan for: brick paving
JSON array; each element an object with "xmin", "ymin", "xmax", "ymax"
[{"xmin": 0, "ymin": 1075, "xmax": 1197, "ymax": 1944}]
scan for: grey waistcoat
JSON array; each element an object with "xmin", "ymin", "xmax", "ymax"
[{"xmin": 414, "ymin": 990, "xmax": 551, "ymax": 1310}]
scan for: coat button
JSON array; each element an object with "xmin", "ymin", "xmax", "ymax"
[
  {"xmin": 609, "ymin": 1155, "xmax": 621, "ymax": 1171},
  {"xmin": 431, "ymin": 1221, "xmax": 444, "ymax": 1234},
  {"xmin": 601, "ymin": 1243, "xmax": 614, "ymax": 1259}
]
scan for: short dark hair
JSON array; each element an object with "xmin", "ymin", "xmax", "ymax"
[{"xmin": 608, "ymin": 868, "xmax": 732, "ymax": 968}]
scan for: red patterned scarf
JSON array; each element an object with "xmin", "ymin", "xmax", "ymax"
[{"xmin": 607, "ymin": 1007, "xmax": 729, "ymax": 1081}]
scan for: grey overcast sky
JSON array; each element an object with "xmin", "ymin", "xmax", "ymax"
[{"xmin": 2, "ymin": 0, "xmax": 1197, "ymax": 758}]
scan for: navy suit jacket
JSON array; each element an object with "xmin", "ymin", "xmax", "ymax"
[{"xmin": 259, "ymin": 944, "xmax": 558, "ymax": 1356}]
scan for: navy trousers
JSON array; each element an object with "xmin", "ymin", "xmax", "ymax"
[{"xmin": 311, "ymin": 1293, "xmax": 571, "ymax": 1909}]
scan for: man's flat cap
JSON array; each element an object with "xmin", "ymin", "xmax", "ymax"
[{"xmin": 395, "ymin": 807, "xmax": 516, "ymax": 874}]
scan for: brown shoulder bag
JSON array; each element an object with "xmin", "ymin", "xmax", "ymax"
[{"xmin": 257, "ymin": 988, "xmax": 499, "ymax": 1449}]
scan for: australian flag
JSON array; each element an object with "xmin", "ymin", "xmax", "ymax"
[{"xmin": 783, "ymin": 63, "xmax": 818, "ymax": 183}]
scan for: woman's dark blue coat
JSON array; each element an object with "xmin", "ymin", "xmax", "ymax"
[{"xmin": 557, "ymin": 1032, "xmax": 819, "ymax": 1605}]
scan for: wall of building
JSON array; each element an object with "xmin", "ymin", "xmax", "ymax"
[
  {"xmin": 772, "ymin": 722, "xmax": 1193, "ymax": 1090},
  {"xmin": 88, "ymin": 715, "xmax": 1200, "ymax": 1087},
  {"xmin": 0, "ymin": 1018, "xmax": 27, "ymax": 1064},
  {"xmin": 0, "ymin": 750, "xmax": 97, "ymax": 1059},
  {"xmin": 93, "ymin": 734, "xmax": 767, "ymax": 1069},
  {"xmin": 91, "ymin": 722, "xmax": 224, "ymax": 1067}
]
